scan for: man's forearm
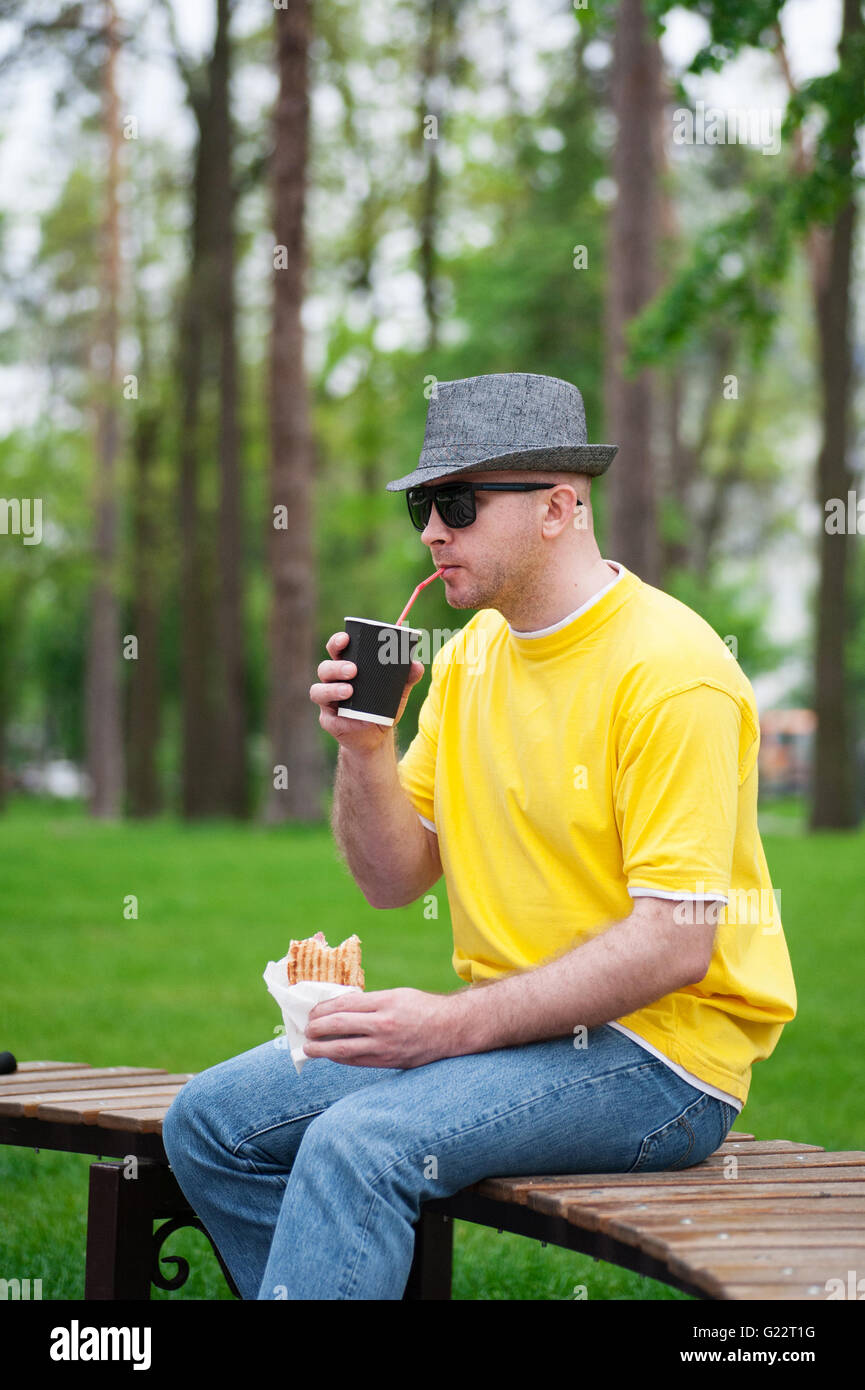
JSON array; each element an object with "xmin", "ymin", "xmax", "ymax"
[
  {"xmin": 332, "ymin": 736, "xmax": 437, "ymax": 908},
  {"xmin": 447, "ymin": 905, "xmax": 706, "ymax": 1054}
]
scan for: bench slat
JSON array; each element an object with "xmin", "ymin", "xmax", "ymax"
[
  {"xmin": 0, "ymin": 1078, "xmax": 192, "ymax": 1117},
  {"xmin": 95, "ymin": 1108, "xmax": 175, "ymax": 1133},
  {"xmin": 604, "ymin": 1210, "xmax": 865, "ymax": 1237},
  {"xmin": 13, "ymin": 1062, "xmax": 90, "ymax": 1071},
  {"xmin": 668, "ymin": 1251, "xmax": 865, "ymax": 1286},
  {"xmin": 636, "ymin": 1227, "xmax": 865, "ymax": 1262},
  {"xmin": 35, "ymin": 1088, "xmax": 189, "ymax": 1124},
  {"xmin": 470, "ymin": 1148, "xmax": 830, "ymax": 1206},
  {"xmin": 601, "ymin": 1212, "xmax": 865, "ymax": 1263},
  {"xmin": 714, "ymin": 1282, "xmax": 832, "ymax": 1299},
  {"xmin": 522, "ymin": 1164, "xmax": 865, "ymax": 1191},
  {"xmin": 0, "ymin": 1069, "xmax": 183, "ymax": 1095},
  {"xmin": 474, "ymin": 1158, "xmax": 857, "ymax": 1205},
  {"xmin": 563, "ymin": 1196, "xmax": 865, "ymax": 1235},
  {"xmin": 674, "ymin": 1151, "xmax": 862, "ymax": 1170},
  {"xmin": 717, "ymin": 1139, "xmax": 823, "ymax": 1153},
  {"xmin": 655, "ymin": 1230, "xmax": 865, "ymax": 1251},
  {"xmin": 527, "ymin": 1179, "xmax": 865, "ymax": 1217}
]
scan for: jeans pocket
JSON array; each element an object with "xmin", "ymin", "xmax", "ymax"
[{"xmin": 627, "ymin": 1090, "xmax": 721, "ymax": 1174}]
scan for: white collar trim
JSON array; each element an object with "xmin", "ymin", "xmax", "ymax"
[{"xmin": 507, "ymin": 561, "xmax": 625, "ymax": 638}]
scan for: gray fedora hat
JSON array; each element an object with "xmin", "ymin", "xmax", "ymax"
[{"xmin": 386, "ymin": 372, "xmax": 617, "ymax": 491}]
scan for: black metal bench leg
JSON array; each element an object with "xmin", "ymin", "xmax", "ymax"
[
  {"xmin": 403, "ymin": 1209, "xmax": 453, "ymax": 1300},
  {"xmin": 85, "ymin": 1158, "xmax": 242, "ymax": 1300},
  {"xmin": 85, "ymin": 1160, "xmax": 163, "ymax": 1299}
]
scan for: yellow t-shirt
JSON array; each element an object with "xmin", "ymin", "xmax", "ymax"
[{"xmin": 396, "ymin": 561, "xmax": 797, "ymax": 1108}]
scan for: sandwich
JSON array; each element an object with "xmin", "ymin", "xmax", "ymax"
[{"xmin": 285, "ymin": 931, "xmax": 364, "ymax": 989}]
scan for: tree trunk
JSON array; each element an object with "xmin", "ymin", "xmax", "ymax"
[
  {"xmin": 126, "ymin": 402, "xmax": 162, "ymax": 818},
  {"xmin": 85, "ymin": 0, "xmax": 124, "ymax": 818},
  {"xmin": 211, "ymin": 0, "xmax": 249, "ymax": 817},
  {"xmin": 417, "ymin": 0, "xmax": 449, "ymax": 352},
  {"xmin": 808, "ymin": 0, "xmax": 861, "ymax": 829},
  {"xmin": 172, "ymin": 5, "xmax": 248, "ymax": 820},
  {"xmin": 603, "ymin": 0, "xmax": 662, "ymax": 585},
  {"xmin": 177, "ymin": 108, "xmax": 220, "ymax": 818},
  {"xmin": 264, "ymin": 0, "xmax": 326, "ymax": 823},
  {"xmin": 653, "ymin": 68, "xmax": 694, "ymax": 581}
]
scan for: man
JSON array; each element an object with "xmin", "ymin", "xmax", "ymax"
[{"xmin": 163, "ymin": 372, "xmax": 796, "ymax": 1301}]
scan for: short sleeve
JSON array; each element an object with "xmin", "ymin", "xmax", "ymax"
[
  {"xmin": 614, "ymin": 683, "xmax": 751, "ymax": 902},
  {"xmin": 396, "ymin": 645, "xmax": 447, "ymax": 832}
]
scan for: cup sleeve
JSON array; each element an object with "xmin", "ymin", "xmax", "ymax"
[{"xmin": 614, "ymin": 683, "xmax": 756, "ymax": 902}]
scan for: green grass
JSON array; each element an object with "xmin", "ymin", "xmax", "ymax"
[{"xmin": 1, "ymin": 794, "xmax": 863, "ymax": 1300}]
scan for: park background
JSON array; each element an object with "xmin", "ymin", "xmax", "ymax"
[{"xmin": 0, "ymin": 0, "xmax": 863, "ymax": 1300}]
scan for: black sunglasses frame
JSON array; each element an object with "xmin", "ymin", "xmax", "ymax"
[{"xmin": 406, "ymin": 481, "xmax": 581, "ymax": 531}]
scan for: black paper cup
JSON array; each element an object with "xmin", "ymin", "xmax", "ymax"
[{"xmin": 335, "ymin": 618, "xmax": 424, "ymax": 726}]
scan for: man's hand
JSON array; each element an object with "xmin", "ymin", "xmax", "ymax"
[
  {"xmin": 310, "ymin": 630, "xmax": 425, "ymax": 752},
  {"xmin": 303, "ymin": 988, "xmax": 460, "ymax": 1069}
]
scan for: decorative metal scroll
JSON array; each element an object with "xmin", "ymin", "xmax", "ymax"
[{"xmin": 152, "ymin": 1216, "xmax": 241, "ymax": 1299}]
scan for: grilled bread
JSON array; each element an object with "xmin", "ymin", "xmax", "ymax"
[{"xmin": 286, "ymin": 932, "xmax": 364, "ymax": 989}]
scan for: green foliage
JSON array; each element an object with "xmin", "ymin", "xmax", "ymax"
[
  {"xmin": 645, "ymin": 0, "xmax": 787, "ymax": 75},
  {"xmin": 0, "ymin": 0, "xmax": 844, "ymax": 813},
  {"xmin": 631, "ymin": 0, "xmax": 865, "ymax": 373},
  {"xmin": 0, "ymin": 426, "xmax": 93, "ymax": 764}
]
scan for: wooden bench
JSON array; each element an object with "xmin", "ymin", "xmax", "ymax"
[{"xmin": 2, "ymin": 1060, "xmax": 863, "ymax": 1301}]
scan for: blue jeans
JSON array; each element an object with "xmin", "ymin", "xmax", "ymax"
[{"xmin": 162, "ymin": 1024, "xmax": 736, "ymax": 1300}]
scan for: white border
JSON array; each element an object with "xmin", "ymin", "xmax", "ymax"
[
  {"xmin": 337, "ymin": 707, "xmax": 395, "ymax": 727},
  {"xmin": 344, "ymin": 617, "xmax": 424, "ymax": 636},
  {"xmin": 629, "ymin": 886, "xmax": 729, "ymax": 904}
]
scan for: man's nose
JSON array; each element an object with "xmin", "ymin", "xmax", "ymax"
[{"xmin": 421, "ymin": 502, "xmax": 451, "ymax": 544}]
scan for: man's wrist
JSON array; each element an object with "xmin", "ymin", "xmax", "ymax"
[
  {"xmin": 444, "ymin": 981, "xmax": 495, "ymax": 1056},
  {"xmin": 337, "ymin": 732, "xmax": 396, "ymax": 779}
]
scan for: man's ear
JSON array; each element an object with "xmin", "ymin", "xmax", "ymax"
[{"xmin": 543, "ymin": 484, "xmax": 580, "ymax": 536}]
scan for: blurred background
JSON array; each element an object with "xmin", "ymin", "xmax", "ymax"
[
  {"xmin": 0, "ymin": 0, "xmax": 862, "ymax": 826},
  {"xmin": 1, "ymin": 0, "xmax": 863, "ymax": 1301}
]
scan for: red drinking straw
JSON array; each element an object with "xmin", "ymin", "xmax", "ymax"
[{"xmin": 396, "ymin": 568, "xmax": 445, "ymax": 627}]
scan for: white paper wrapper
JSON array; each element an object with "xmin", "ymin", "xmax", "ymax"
[{"xmin": 263, "ymin": 955, "xmax": 360, "ymax": 1075}]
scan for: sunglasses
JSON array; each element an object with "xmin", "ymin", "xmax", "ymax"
[{"xmin": 406, "ymin": 480, "xmax": 573, "ymax": 531}]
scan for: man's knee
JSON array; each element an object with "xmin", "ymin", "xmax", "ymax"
[
  {"xmin": 163, "ymin": 1043, "xmax": 275, "ymax": 1154},
  {"xmin": 162, "ymin": 1070, "xmax": 216, "ymax": 1164}
]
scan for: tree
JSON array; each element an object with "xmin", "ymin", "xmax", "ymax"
[
  {"xmin": 0, "ymin": 0, "xmax": 132, "ymax": 816},
  {"xmin": 603, "ymin": 0, "xmax": 664, "ymax": 585},
  {"xmin": 264, "ymin": 0, "xmax": 325, "ymax": 823},
  {"xmin": 793, "ymin": 0, "xmax": 862, "ymax": 828},
  {"xmin": 158, "ymin": 0, "xmax": 249, "ymax": 818},
  {"xmin": 416, "ymin": 0, "xmax": 461, "ymax": 352},
  {"xmin": 125, "ymin": 140, "xmax": 173, "ymax": 818},
  {"xmin": 85, "ymin": 0, "xmax": 124, "ymax": 818},
  {"xmin": 631, "ymin": 0, "xmax": 865, "ymax": 827}
]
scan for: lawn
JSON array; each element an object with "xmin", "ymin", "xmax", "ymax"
[{"xmin": 1, "ymin": 794, "xmax": 862, "ymax": 1301}]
